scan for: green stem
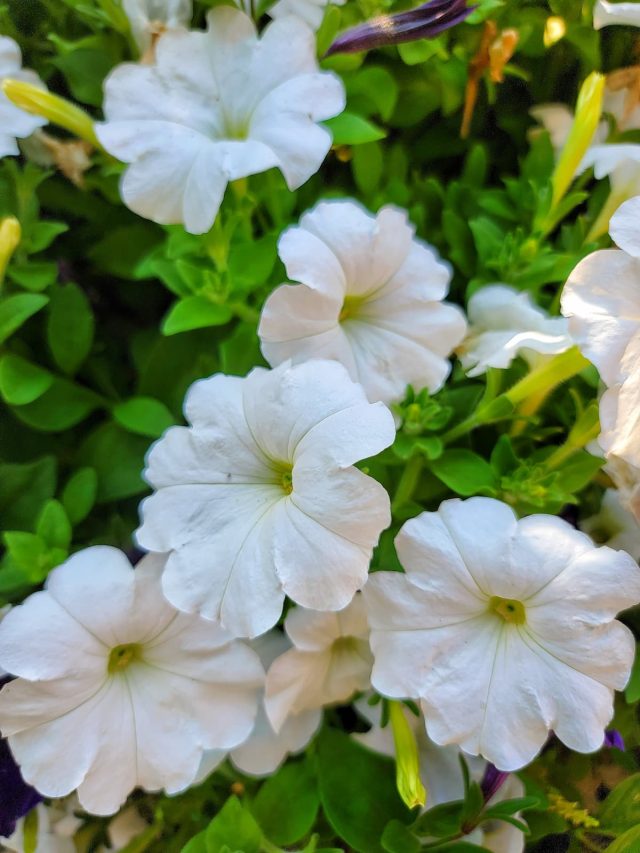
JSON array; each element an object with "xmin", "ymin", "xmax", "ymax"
[
  {"xmin": 392, "ymin": 454, "xmax": 424, "ymax": 512},
  {"xmin": 504, "ymin": 347, "xmax": 589, "ymax": 407},
  {"xmin": 260, "ymin": 839, "xmax": 284, "ymax": 853},
  {"xmin": 228, "ymin": 300, "xmax": 260, "ymax": 325}
]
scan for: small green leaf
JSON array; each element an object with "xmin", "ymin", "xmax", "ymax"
[
  {"xmin": 625, "ymin": 649, "xmax": 640, "ymax": 703},
  {"xmin": 13, "ymin": 378, "xmax": 101, "ymax": 431},
  {"xmin": 324, "ymin": 112, "xmax": 386, "ymax": 145},
  {"xmin": 604, "ymin": 824, "xmax": 640, "ymax": 852},
  {"xmin": 0, "ymin": 456, "xmax": 57, "ymax": 532},
  {"xmin": 180, "ymin": 830, "xmax": 208, "ymax": 853},
  {"xmin": 61, "ymin": 468, "xmax": 98, "ymax": 525},
  {"xmin": 47, "ymin": 282, "xmax": 95, "ymax": 375},
  {"xmin": 0, "ymin": 354, "xmax": 53, "ymax": 405},
  {"xmin": 36, "ymin": 500, "xmax": 72, "ymax": 550},
  {"xmin": 381, "ymin": 819, "xmax": 421, "ymax": 853},
  {"xmin": 162, "ymin": 297, "xmax": 233, "ymax": 335},
  {"xmin": 8, "ymin": 262, "xmax": 58, "ymax": 292},
  {"xmin": 430, "ymin": 450, "xmax": 498, "ymax": 496},
  {"xmin": 413, "ymin": 801, "xmax": 465, "ymax": 838},
  {"xmin": 253, "ymin": 759, "xmax": 320, "ymax": 846},
  {"xmin": 113, "ymin": 396, "xmax": 175, "ymax": 438},
  {"xmin": 0, "ymin": 293, "xmax": 49, "ymax": 345},
  {"xmin": 205, "ymin": 796, "xmax": 262, "ymax": 853}
]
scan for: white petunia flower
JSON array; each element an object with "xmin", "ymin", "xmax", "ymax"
[
  {"xmin": 594, "ymin": 0, "xmax": 640, "ymax": 29},
  {"xmin": 582, "ymin": 489, "xmax": 640, "ymax": 561},
  {"xmin": 196, "ymin": 631, "xmax": 322, "ymax": 780},
  {"xmin": 258, "ymin": 200, "xmax": 467, "ymax": 406},
  {"xmin": 0, "ymin": 38, "xmax": 46, "ymax": 158},
  {"xmin": 95, "ymin": 8, "xmax": 345, "ymax": 235},
  {"xmin": 136, "ymin": 359, "xmax": 395, "ymax": 638},
  {"xmin": 562, "ymin": 196, "xmax": 640, "ymax": 481},
  {"xmin": 265, "ymin": 596, "xmax": 372, "ymax": 732},
  {"xmin": 364, "ymin": 497, "xmax": 640, "ymax": 771},
  {"xmin": 3, "ymin": 799, "xmax": 83, "ymax": 853},
  {"xmin": 123, "ymin": 0, "xmax": 192, "ymax": 54},
  {"xmin": 0, "ymin": 549, "xmax": 264, "ymax": 815},
  {"xmin": 458, "ymin": 284, "xmax": 572, "ymax": 377},
  {"xmin": 269, "ymin": 0, "xmax": 346, "ymax": 32}
]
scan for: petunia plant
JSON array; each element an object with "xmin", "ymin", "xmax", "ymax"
[{"xmin": 2, "ymin": 1, "xmax": 640, "ymax": 852}]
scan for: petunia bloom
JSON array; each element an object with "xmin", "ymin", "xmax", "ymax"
[
  {"xmin": 258, "ymin": 200, "xmax": 466, "ymax": 406},
  {"xmin": 582, "ymin": 488, "xmax": 640, "ymax": 560},
  {"xmin": 136, "ymin": 359, "xmax": 396, "ymax": 638},
  {"xmin": 325, "ymin": 0, "xmax": 474, "ymax": 57},
  {"xmin": 594, "ymin": 0, "xmax": 640, "ymax": 29},
  {"xmin": 96, "ymin": 7, "xmax": 345, "ymax": 235},
  {"xmin": 269, "ymin": 0, "xmax": 346, "ymax": 32},
  {"xmin": 0, "ymin": 549, "xmax": 264, "ymax": 815},
  {"xmin": 562, "ymin": 196, "xmax": 640, "ymax": 490},
  {"xmin": 265, "ymin": 596, "xmax": 373, "ymax": 732},
  {"xmin": 2, "ymin": 798, "xmax": 82, "ymax": 853},
  {"xmin": 458, "ymin": 284, "xmax": 572, "ymax": 377},
  {"xmin": 364, "ymin": 497, "xmax": 640, "ymax": 770},
  {"xmin": 0, "ymin": 37, "xmax": 46, "ymax": 158},
  {"xmin": 196, "ymin": 631, "xmax": 322, "ymax": 780},
  {"xmin": 123, "ymin": 0, "xmax": 192, "ymax": 54}
]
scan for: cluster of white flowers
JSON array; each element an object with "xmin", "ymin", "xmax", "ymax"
[
  {"xmin": 1, "ymin": 1, "xmax": 640, "ymax": 846},
  {"xmin": 0, "ymin": 37, "xmax": 46, "ymax": 158},
  {"xmin": 562, "ymin": 197, "xmax": 640, "ymax": 518}
]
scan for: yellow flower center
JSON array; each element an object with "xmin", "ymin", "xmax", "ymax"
[
  {"xmin": 281, "ymin": 466, "xmax": 293, "ymax": 495},
  {"xmin": 108, "ymin": 643, "xmax": 140, "ymax": 674},
  {"xmin": 339, "ymin": 294, "xmax": 366, "ymax": 322},
  {"xmin": 489, "ymin": 596, "xmax": 526, "ymax": 625}
]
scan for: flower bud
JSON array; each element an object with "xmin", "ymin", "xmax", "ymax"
[
  {"xmin": 0, "ymin": 216, "xmax": 21, "ymax": 284},
  {"xmin": 1, "ymin": 79, "xmax": 101, "ymax": 149},
  {"xmin": 389, "ymin": 701, "xmax": 426, "ymax": 809}
]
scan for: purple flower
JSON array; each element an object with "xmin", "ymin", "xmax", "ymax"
[
  {"xmin": 480, "ymin": 763, "xmax": 510, "ymax": 803},
  {"xmin": 0, "ymin": 735, "xmax": 42, "ymax": 838},
  {"xmin": 325, "ymin": 0, "xmax": 475, "ymax": 57},
  {"xmin": 603, "ymin": 729, "xmax": 625, "ymax": 751}
]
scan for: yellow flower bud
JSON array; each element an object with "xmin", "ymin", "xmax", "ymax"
[
  {"xmin": 1, "ymin": 79, "xmax": 101, "ymax": 149},
  {"xmin": 552, "ymin": 72, "xmax": 605, "ymax": 208},
  {"xmin": 389, "ymin": 701, "xmax": 427, "ymax": 810},
  {"xmin": 0, "ymin": 216, "xmax": 21, "ymax": 284},
  {"xmin": 544, "ymin": 16, "xmax": 566, "ymax": 48}
]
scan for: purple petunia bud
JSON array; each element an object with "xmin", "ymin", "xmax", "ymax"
[
  {"xmin": 480, "ymin": 762, "xmax": 510, "ymax": 803},
  {"xmin": 325, "ymin": 0, "xmax": 475, "ymax": 57},
  {"xmin": 603, "ymin": 729, "xmax": 625, "ymax": 751}
]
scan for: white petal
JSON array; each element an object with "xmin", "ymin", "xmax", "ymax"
[
  {"xmin": 594, "ymin": 0, "xmax": 640, "ymax": 29},
  {"xmin": 231, "ymin": 704, "xmax": 321, "ymax": 776},
  {"xmin": 610, "ymin": 195, "xmax": 640, "ymax": 257}
]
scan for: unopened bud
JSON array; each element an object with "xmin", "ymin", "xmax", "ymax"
[
  {"xmin": 389, "ymin": 701, "xmax": 426, "ymax": 810},
  {"xmin": 1, "ymin": 80, "xmax": 101, "ymax": 149},
  {"xmin": 0, "ymin": 217, "xmax": 21, "ymax": 283}
]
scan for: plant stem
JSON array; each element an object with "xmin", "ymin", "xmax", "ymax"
[{"xmin": 392, "ymin": 453, "xmax": 424, "ymax": 512}]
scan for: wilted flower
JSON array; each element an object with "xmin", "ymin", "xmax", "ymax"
[
  {"xmin": 265, "ymin": 596, "xmax": 373, "ymax": 732},
  {"xmin": 594, "ymin": 0, "xmax": 640, "ymax": 29},
  {"xmin": 96, "ymin": 7, "xmax": 345, "ymax": 235},
  {"xmin": 326, "ymin": 0, "xmax": 474, "ymax": 56},
  {"xmin": 136, "ymin": 360, "xmax": 395, "ymax": 638},
  {"xmin": 458, "ymin": 284, "xmax": 572, "ymax": 377},
  {"xmin": 364, "ymin": 497, "xmax": 640, "ymax": 770},
  {"xmin": 0, "ymin": 38, "xmax": 46, "ymax": 158},
  {"xmin": 258, "ymin": 200, "xmax": 466, "ymax": 406},
  {"xmin": 123, "ymin": 0, "xmax": 192, "ymax": 54},
  {"xmin": 0, "ymin": 549, "xmax": 264, "ymax": 815}
]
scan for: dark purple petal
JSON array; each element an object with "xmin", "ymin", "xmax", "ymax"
[
  {"xmin": 326, "ymin": 0, "xmax": 475, "ymax": 57},
  {"xmin": 480, "ymin": 762, "xmax": 510, "ymax": 803},
  {"xmin": 0, "ymin": 738, "xmax": 43, "ymax": 838},
  {"xmin": 603, "ymin": 729, "xmax": 625, "ymax": 751}
]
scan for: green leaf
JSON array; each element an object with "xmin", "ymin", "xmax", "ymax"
[
  {"xmin": 228, "ymin": 234, "xmax": 277, "ymax": 294},
  {"xmin": 77, "ymin": 424, "xmax": 149, "ymax": 502},
  {"xmin": 0, "ymin": 457, "xmax": 57, "ymax": 531},
  {"xmin": 430, "ymin": 450, "xmax": 498, "ymax": 496},
  {"xmin": 381, "ymin": 820, "xmax": 421, "ymax": 853},
  {"xmin": 205, "ymin": 796, "xmax": 262, "ymax": 853},
  {"xmin": 317, "ymin": 728, "xmax": 412, "ymax": 853},
  {"xmin": 554, "ymin": 451, "xmax": 603, "ymax": 493},
  {"xmin": 219, "ymin": 323, "xmax": 265, "ymax": 377},
  {"xmin": 324, "ymin": 112, "xmax": 387, "ymax": 145},
  {"xmin": 181, "ymin": 830, "xmax": 208, "ymax": 853},
  {"xmin": 47, "ymin": 282, "xmax": 95, "ymax": 375},
  {"xmin": 252, "ymin": 759, "xmax": 320, "ymax": 846},
  {"xmin": 605, "ymin": 824, "xmax": 640, "ymax": 852},
  {"xmin": 398, "ymin": 38, "xmax": 445, "ymax": 66},
  {"xmin": 598, "ymin": 773, "xmax": 640, "ymax": 833},
  {"xmin": 26, "ymin": 221, "xmax": 68, "ymax": 253},
  {"xmin": 0, "ymin": 293, "xmax": 48, "ymax": 345},
  {"xmin": 36, "ymin": 499, "xmax": 72, "ymax": 549},
  {"xmin": 8, "ymin": 262, "xmax": 58, "ymax": 292},
  {"xmin": 482, "ymin": 796, "xmax": 540, "ymax": 819},
  {"xmin": 0, "ymin": 354, "xmax": 53, "ymax": 405},
  {"xmin": 413, "ymin": 801, "xmax": 465, "ymax": 838},
  {"xmin": 353, "ymin": 142, "xmax": 384, "ymax": 195},
  {"xmin": 162, "ymin": 297, "xmax": 233, "ymax": 335},
  {"xmin": 113, "ymin": 396, "xmax": 175, "ymax": 438},
  {"xmin": 13, "ymin": 378, "xmax": 101, "ymax": 431},
  {"xmin": 3, "ymin": 531, "xmax": 65, "ymax": 583},
  {"xmin": 347, "ymin": 67, "xmax": 398, "ymax": 121},
  {"xmin": 61, "ymin": 467, "xmax": 98, "ymax": 525}
]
